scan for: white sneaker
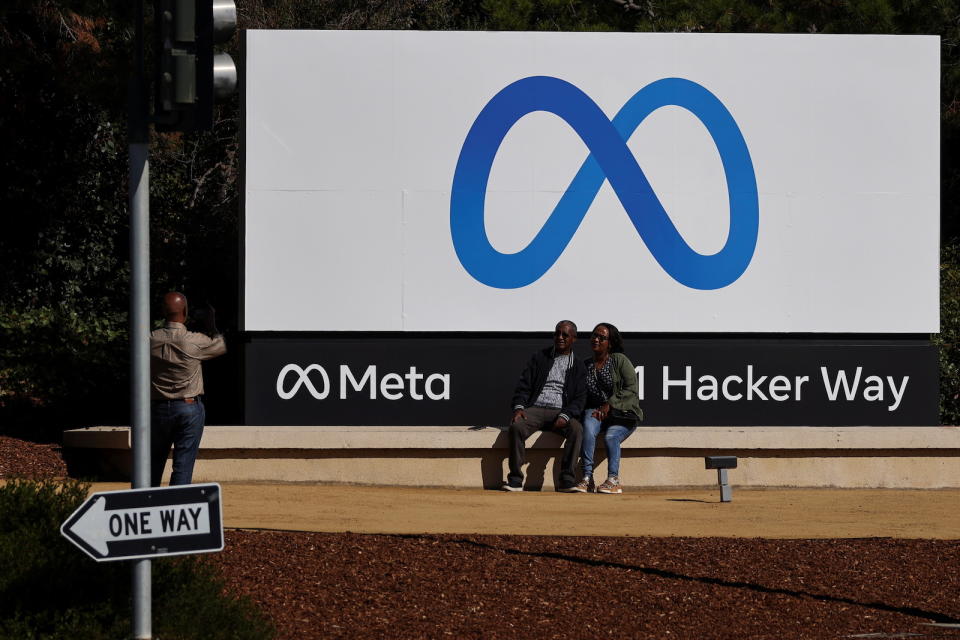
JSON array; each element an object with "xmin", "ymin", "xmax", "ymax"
[
  {"xmin": 572, "ymin": 475, "xmax": 593, "ymax": 493},
  {"xmin": 597, "ymin": 476, "xmax": 623, "ymax": 494}
]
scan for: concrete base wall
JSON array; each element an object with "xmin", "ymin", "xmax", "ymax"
[{"xmin": 61, "ymin": 425, "xmax": 960, "ymax": 489}]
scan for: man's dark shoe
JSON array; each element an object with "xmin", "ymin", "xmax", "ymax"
[
  {"xmin": 502, "ymin": 481, "xmax": 523, "ymax": 492},
  {"xmin": 559, "ymin": 483, "xmax": 580, "ymax": 493}
]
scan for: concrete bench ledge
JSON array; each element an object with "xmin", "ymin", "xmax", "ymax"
[
  {"xmin": 61, "ymin": 426, "xmax": 960, "ymax": 488},
  {"xmin": 64, "ymin": 425, "xmax": 960, "ymax": 451}
]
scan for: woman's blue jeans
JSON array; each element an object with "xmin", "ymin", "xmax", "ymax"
[{"xmin": 581, "ymin": 408, "xmax": 636, "ymax": 477}]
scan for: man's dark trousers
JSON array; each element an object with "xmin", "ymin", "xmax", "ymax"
[
  {"xmin": 150, "ymin": 397, "xmax": 206, "ymax": 487},
  {"xmin": 508, "ymin": 406, "xmax": 583, "ymax": 489}
]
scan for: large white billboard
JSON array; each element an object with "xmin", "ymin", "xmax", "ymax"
[{"xmin": 243, "ymin": 31, "xmax": 939, "ymax": 332}]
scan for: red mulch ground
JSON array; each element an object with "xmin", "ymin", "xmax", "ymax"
[
  {"xmin": 4, "ymin": 435, "xmax": 959, "ymax": 639},
  {"xmin": 0, "ymin": 435, "xmax": 68, "ymax": 479},
  {"xmin": 215, "ymin": 529, "xmax": 960, "ymax": 640}
]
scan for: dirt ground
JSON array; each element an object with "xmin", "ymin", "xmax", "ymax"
[
  {"xmin": 89, "ymin": 482, "xmax": 960, "ymax": 539},
  {"xmin": 137, "ymin": 481, "xmax": 956, "ymax": 639}
]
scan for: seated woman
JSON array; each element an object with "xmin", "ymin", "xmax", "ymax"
[{"xmin": 575, "ymin": 322, "xmax": 643, "ymax": 494}]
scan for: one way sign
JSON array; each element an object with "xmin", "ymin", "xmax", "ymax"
[{"xmin": 60, "ymin": 484, "xmax": 223, "ymax": 562}]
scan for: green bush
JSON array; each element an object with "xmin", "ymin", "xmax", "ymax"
[
  {"xmin": 935, "ymin": 242, "xmax": 960, "ymax": 425},
  {"xmin": 0, "ymin": 478, "xmax": 274, "ymax": 640}
]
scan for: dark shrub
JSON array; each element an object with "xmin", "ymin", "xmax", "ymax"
[{"xmin": 0, "ymin": 478, "xmax": 273, "ymax": 639}]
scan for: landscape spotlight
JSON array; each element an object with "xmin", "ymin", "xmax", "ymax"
[{"xmin": 704, "ymin": 456, "xmax": 738, "ymax": 503}]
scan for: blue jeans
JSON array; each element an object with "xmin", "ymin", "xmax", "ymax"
[
  {"xmin": 581, "ymin": 408, "xmax": 636, "ymax": 477},
  {"xmin": 151, "ymin": 398, "xmax": 205, "ymax": 486}
]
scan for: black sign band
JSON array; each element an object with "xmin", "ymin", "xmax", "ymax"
[{"xmin": 243, "ymin": 336, "xmax": 938, "ymax": 427}]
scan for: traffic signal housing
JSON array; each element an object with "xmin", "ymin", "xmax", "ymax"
[{"xmin": 155, "ymin": 0, "xmax": 237, "ymax": 132}]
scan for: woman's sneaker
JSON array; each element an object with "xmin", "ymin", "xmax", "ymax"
[
  {"xmin": 597, "ymin": 476, "xmax": 623, "ymax": 494},
  {"xmin": 573, "ymin": 475, "xmax": 593, "ymax": 493}
]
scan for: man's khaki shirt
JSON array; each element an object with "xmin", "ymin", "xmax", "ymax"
[{"xmin": 150, "ymin": 321, "xmax": 227, "ymax": 400}]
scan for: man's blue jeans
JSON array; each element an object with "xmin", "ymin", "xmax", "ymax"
[
  {"xmin": 151, "ymin": 398, "xmax": 205, "ymax": 486},
  {"xmin": 581, "ymin": 407, "xmax": 636, "ymax": 477}
]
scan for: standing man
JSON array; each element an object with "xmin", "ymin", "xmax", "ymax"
[
  {"xmin": 150, "ymin": 291, "xmax": 226, "ymax": 486},
  {"xmin": 505, "ymin": 320, "xmax": 586, "ymax": 492}
]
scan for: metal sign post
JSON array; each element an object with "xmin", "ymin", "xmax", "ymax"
[
  {"xmin": 129, "ymin": 0, "xmax": 151, "ymax": 637},
  {"xmin": 125, "ymin": 0, "xmax": 236, "ymax": 635}
]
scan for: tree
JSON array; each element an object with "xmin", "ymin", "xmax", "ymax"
[{"xmin": 0, "ymin": 2, "xmax": 132, "ymax": 434}]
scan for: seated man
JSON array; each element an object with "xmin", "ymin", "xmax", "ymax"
[{"xmin": 504, "ymin": 320, "xmax": 586, "ymax": 492}]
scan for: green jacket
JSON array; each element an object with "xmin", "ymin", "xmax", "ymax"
[{"xmin": 607, "ymin": 352, "xmax": 643, "ymax": 421}]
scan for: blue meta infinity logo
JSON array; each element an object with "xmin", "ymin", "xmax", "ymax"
[{"xmin": 449, "ymin": 76, "xmax": 759, "ymax": 290}]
